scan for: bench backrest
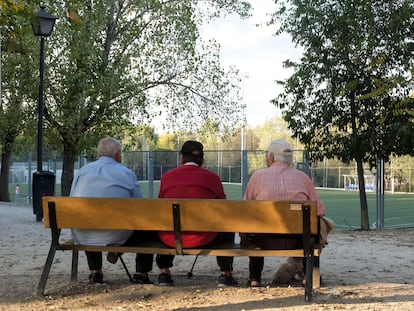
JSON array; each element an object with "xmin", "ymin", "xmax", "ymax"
[{"xmin": 42, "ymin": 197, "xmax": 318, "ymax": 235}]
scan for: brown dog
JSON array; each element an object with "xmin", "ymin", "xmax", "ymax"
[{"xmin": 271, "ymin": 257, "xmax": 304, "ymax": 285}]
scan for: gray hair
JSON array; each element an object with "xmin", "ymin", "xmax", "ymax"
[
  {"xmin": 273, "ymin": 152, "xmax": 293, "ymax": 164},
  {"xmin": 97, "ymin": 137, "xmax": 122, "ymax": 158}
]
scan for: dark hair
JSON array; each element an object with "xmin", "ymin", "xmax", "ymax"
[{"xmin": 180, "ymin": 140, "xmax": 204, "ymax": 166}]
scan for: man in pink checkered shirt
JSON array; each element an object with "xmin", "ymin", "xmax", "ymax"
[{"xmin": 243, "ymin": 139, "xmax": 326, "ymax": 287}]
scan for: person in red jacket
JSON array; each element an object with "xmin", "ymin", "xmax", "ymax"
[{"xmin": 157, "ymin": 140, "xmax": 238, "ymax": 287}]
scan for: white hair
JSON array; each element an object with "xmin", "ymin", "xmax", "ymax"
[
  {"xmin": 273, "ymin": 152, "xmax": 293, "ymax": 164},
  {"xmin": 97, "ymin": 137, "xmax": 122, "ymax": 158}
]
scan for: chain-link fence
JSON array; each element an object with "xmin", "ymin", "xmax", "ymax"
[
  {"xmin": 7, "ymin": 150, "xmax": 414, "ymax": 201},
  {"xmin": 310, "ymin": 165, "xmax": 414, "ymax": 193}
]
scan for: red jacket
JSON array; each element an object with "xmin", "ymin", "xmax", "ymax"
[{"xmin": 158, "ymin": 163, "xmax": 226, "ymax": 248}]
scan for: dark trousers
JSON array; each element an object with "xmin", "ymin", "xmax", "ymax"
[
  {"xmin": 85, "ymin": 251, "xmax": 102, "ymax": 271},
  {"xmin": 241, "ymin": 234, "xmax": 302, "ymax": 281},
  {"xmin": 209, "ymin": 232, "xmax": 235, "ymax": 272},
  {"xmin": 84, "ymin": 231, "xmax": 165, "ymax": 272},
  {"xmin": 126, "ymin": 231, "xmax": 172, "ymax": 273},
  {"xmin": 84, "ymin": 251, "xmax": 170, "ymax": 273},
  {"xmin": 133, "ymin": 231, "xmax": 236, "ymax": 273},
  {"xmin": 85, "ymin": 231, "xmax": 235, "ymax": 273}
]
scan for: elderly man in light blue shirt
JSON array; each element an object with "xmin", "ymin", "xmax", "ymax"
[{"xmin": 70, "ymin": 137, "xmax": 142, "ymax": 284}]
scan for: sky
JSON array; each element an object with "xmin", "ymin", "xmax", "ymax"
[{"xmin": 202, "ymin": 0, "xmax": 302, "ymax": 128}]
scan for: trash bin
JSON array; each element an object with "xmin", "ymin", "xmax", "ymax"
[{"xmin": 32, "ymin": 171, "xmax": 55, "ymax": 222}]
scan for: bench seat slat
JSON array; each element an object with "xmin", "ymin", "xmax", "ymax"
[{"xmin": 58, "ymin": 240, "xmax": 321, "ymax": 257}]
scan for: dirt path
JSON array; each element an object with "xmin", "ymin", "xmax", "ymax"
[{"xmin": 0, "ymin": 202, "xmax": 413, "ymax": 310}]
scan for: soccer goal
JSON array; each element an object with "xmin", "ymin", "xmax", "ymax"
[{"xmin": 343, "ymin": 174, "xmax": 375, "ymax": 191}]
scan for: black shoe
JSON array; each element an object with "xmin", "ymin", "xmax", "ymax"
[
  {"xmin": 217, "ymin": 274, "xmax": 238, "ymax": 287},
  {"xmin": 132, "ymin": 273, "xmax": 153, "ymax": 284},
  {"xmin": 158, "ymin": 273, "xmax": 174, "ymax": 286},
  {"xmin": 247, "ymin": 279, "xmax": 263, "ymax": 287},
  {"xmin": 107, "ymin": 252, "xmax": 120, "ymax": 264},
  {"xmin": 89, "ymin": 272, "xmax": 104, "ymax": 284}
]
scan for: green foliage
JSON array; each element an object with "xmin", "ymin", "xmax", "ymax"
[
  {"xmin": 16, "ymin": 1, "xmax": 251, "ymax": 194},
  {"xmin": 122, "ymin": 125, "xmax": 158, "ymax": 152},
  {"xmin": 270, "ymin": 0, "xmax": 414, "ymax": 229},
  {"xmin": 156, "ymin": 132, "xmax": 179, "ymax": 151},
  {"xmin": 43, "ymin": 1, "xmax": 251, "ymax": 153},
  {"xmin": 272, "ymin": 0, "xmax": 414, "ymax": 166},
  {"xmin": 0, "ymin": 0, "xmax": 35, "ymax": 135},
  {"xmin": 0, "ymin": 0, "xmax": 32, "ymax": 50},
  {"xmin": 0, "ymin": 0, "xmax": 38, "ymax": 201}
]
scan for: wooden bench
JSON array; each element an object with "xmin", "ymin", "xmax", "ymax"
[{"xmin": 38, "ymin": 196, "xmax": 322, "ymax": 302}]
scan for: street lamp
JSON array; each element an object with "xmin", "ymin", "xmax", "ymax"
[
  {"xmin": 31, "ymin": 7, "xmax": 57, "ymax": 221},
  {"xmin": 32, "ymin": 6, "xmax": 56, "ymax": 172}
]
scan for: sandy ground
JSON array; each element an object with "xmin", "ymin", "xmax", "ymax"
[{"xmin": 0, "ymin": 202, "xmax": 413, "ymax": 310}]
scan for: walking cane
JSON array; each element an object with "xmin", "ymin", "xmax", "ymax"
[
  {"xmin": 118, "ymin": 254, "xmax": 134, "ymax": 283},
  {"xmin": 187, "ymin": 255, "xmax": 199, "ymax": 278}
]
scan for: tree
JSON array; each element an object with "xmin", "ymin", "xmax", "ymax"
[
  {"xmin": 0, "ymin": 1, "xmax": 35, "ymax": 201},
  {"xmin": 271, "ymin": 0, "xmax": 414, "ymax": 230},
  {"xmin": 29, "ymin": 0, "xmax": 251, "ymax": 195}
]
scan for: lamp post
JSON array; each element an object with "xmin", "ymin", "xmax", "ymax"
[
  {"xmin": 240, "ymin": 72, "xmax": 249, "ymax": 196},
  {"xmin": 31, "ymin": 7, "xmax": 57, "ymax": 221},
  {"xmin": 32, "ymin": 6, "xmax": 56, "ymax": 172}
]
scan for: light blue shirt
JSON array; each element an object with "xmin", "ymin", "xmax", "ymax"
[{"xmin": 70, "ymin": 156, "xmax": 142, "ymax": 246}]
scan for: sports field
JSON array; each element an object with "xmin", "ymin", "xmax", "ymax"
[
  {"xmin": 139, "ymin": 182, "xmax": 413, "ymax": 230},
  {"xmin": 315, "ymin": 188, "xmax": 414, "ymax": 230}
]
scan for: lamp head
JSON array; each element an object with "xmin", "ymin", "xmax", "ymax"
[{"xmin": 32, "ymin": 6, "xmax": 57, "ymax": 37}]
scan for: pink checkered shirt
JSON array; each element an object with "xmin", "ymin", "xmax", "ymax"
[{"xmin": 243, "ymin": 162, "xmax": 326, "ymax": 216}]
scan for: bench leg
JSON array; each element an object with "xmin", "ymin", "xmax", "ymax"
[
  {"xmin": 304, "ymin": 253, "xmax": 314, "ymax": 302},
  {"xmin": 71, "ymin": 250, "xmax": 79, "ymax": 282},
  {"xmin": 37, "ymin": 246, "xmax": 57, "ymax": 295},
  {"xmin": 313, "ymin": 257, "xmax": 321, "ymax": 288}
]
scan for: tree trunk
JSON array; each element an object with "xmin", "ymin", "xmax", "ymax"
[
  {"xmin": 350, "ymin": 92, "xmax": 370, "ymax": 230},
  {"xmin": 60, "ymin": 143, "xmax": 76, "ymax": 196},
  {"xmin": 356, "ymin": 157, "xmax": 370, "ymax": 230},
  {"xmin": 0, "ymin": 144, "xmax": 12, "ymax": 202}
]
